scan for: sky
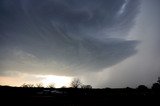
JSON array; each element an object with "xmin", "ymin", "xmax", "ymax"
[{"xmin": 0, "ymin": 0, "xmax": 160, "ymax": 88}]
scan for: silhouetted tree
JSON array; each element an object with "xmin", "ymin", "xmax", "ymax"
[
  {"xmin": 70, "ymin": 78, "xmax": 82, "ymax": 88},
  {"xmin": 81, "ymin": 84, "xmax": 92, "ymax": 89},
  {"xmin": 152, "ymin": 77, "xmax": 160, "ymax": 90},
  {"xmin": 21, "ymin": 83, "xmax": 34, "ymax": 88},
  {"xmin": 152, "ymin": 83, "xmax": 160, "ymax": 90},
  {"xmin": 21, "ymin": 83, "xmax": 28, "ymax": 88},
  {"xmin": 137, "ymin": 85, "xmax": 148, "ymax": 91},
  {"xmin": 47, "ymin": 83, "xmax": 55, "ymax": 88},
  {"xmin": 158, "ymin": 77, "xmax": 160, "ymax": 84},
  {"xmin": 36, "ymin": 83, "xmax": 43, "ymax": 88}
]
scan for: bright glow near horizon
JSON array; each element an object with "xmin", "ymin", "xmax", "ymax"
[{"xmin": 40, "ymin": 75, "xmax": 73, "ymax": 88}]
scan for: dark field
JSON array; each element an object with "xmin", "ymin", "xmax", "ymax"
[{"xmin": 0, "ymin": 86, "xmax": 159, "ymax": 105}]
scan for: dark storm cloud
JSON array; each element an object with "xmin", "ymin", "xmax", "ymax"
[{"xmin": 0, "ymin": 0, "xmax": 140, "ymax": 75}]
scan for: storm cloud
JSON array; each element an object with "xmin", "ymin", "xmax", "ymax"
[
  {"xmin": 79, "ymin": 0, "xmax": 160, "ymax": 88},
  {"xmin": 0, "ymin": 0, "xmax": 140, "ymax": 76}
]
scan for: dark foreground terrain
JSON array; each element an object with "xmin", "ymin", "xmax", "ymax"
[{"xmin": 0, "ymin": 86, "xmax": 159, "ymax": 105}]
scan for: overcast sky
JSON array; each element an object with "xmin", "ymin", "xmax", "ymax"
[{"xmin": 0, "ymin": 0, "xmax": 160, "ymax": 88}]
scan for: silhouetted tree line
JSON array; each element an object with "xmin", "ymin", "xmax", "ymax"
[
  {"xmin": 2, "ymin": 77, "xmax": 160, "ymax": 90},
  {"xmin": 21, "ymin": 83, "xmax": 45, "ymax": 88},
  {"xmin": 20, "ymin": 78, "xmax": 92, "ymax": 89},
  {"xmin": 1, "ymin": 77, "xmax": 160, "ymax": 105}
]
